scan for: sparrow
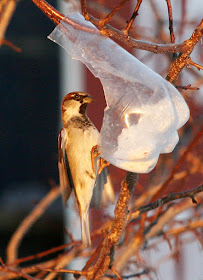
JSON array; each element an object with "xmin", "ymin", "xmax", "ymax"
[{"xmin": 58, "ymin": 92, "xmax": 114, "ymax": 246}]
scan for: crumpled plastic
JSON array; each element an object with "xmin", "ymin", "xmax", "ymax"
[{"xmin": 48, "ymin": 12, "xmax": 190, "ymax": 173}]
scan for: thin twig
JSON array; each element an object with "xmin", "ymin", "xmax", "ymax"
[
  {"xmin": 11, "ymin": 240, "xmax": 81, "ymax": 266},
  {"xmin": 0, "ymin": 246, "xmax": 85, "ymax": 280},
  {"xmin": 0, "ymin": 258, "xmax": 37, "ymax": 280},
  {"xmin": 81, "ymin": 0, "xmax": 89, "ymax": 20},
  {"xmin": 166, "ymin": 220, "xmax": 203, "ymax": 236},
  {"xmin": 0, "ymin": 0, "xmax": 16, "ymax": 41},
  {"xmin": 111, "ymin": 267, "xmax": 123, "ymax": 280},
  {"xmin": 176, "ymin": 84, "xmax": 199, "ymax": 90},
  {"xmin": 114, "ymin": 192, "xmax": 203, "ymax": 272},
  {"xmin": 150, "ymin": 126, "xmax": 203, "ymax": 202},
  {"xmin": 0, "ymin": 0, "xmax": 20, "ymax": 51},
  {"xmin": 86, "ymin": 173, "xmax": 139, "ymax": 280},
  {"xmin": 165, "ymin": 0, "xmax": 175, "ymax": 43},
  {"xmin": 129, "ymin": 184, "xmax": 203, "ymax": 221},
  {"xmin": 124, "ymin": 0, "xmax": 143, "ymax": 34},
  {"xmin": 106, "ymin": 268, "xmax": 150, "ymax": 279},
  {"xmin": 1, "ymin": 38, "xmax": 21, "ymax": 52},
  {"xmin": 6, "ymin": 187, "xmax": 61, "ymax": 265},
  {"xmin": 32, "ymin": 0, "xmax": 99, "ymax": 34},
  {"xmin": 31, "ymin": 0, "xmax": 195, "ymax": 54},
  {"xmin": 189, "ymin": 60, "xmax": 203, "ymax": 71},
  {"xmin": 99, "ymin": 0, "xmax": 129, "ymax": 27},
  {"xmin": 34, "ymin": 266, "xmax": 86, "ymax": 275},
  {"xmin": 166, "ymin": 18, "xmax": 203, "ymax": 83}
]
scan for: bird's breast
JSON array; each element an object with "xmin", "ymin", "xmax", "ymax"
[
  {"xmin": 65, "ymin": 115, "xmax": 94, "ymax": 130},
  {"xmin": 64, "ymin": 125, "xmax": 99, "ymax": 188}
]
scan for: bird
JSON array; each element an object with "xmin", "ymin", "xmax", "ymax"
[{"xmin": 58, "ymin": 92, "xmax": 114, "ymax": 246}]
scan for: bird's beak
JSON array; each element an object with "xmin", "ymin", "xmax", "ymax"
[{"xmin": 83, "ymin": 95, "xmax": 94, "ymax": 104}]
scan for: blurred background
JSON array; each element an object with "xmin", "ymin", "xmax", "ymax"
[
  {"xmin": 0, "ymin": 0, "xmax": 62, "ymax": 260},
  {"xmin": 0, "ymin": 0, "xmax": 202, "ymax": 279}
]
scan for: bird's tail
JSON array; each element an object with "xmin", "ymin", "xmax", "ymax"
[{"xmin": 80, "ymin": 209, "xmax": 91, "ymax": 247}]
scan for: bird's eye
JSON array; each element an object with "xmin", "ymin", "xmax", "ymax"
[{"xmin": 74, "ymin": 94, "xmax": 80, "ymax": 100}]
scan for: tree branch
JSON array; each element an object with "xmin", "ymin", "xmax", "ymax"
[
  {"xmin": 6, "ymin": 186, "xmax": 60, "ymax": 265},
  {"xmin": 114, "ymin": 192, "xmax": 203, "ymax": 272},
  {"xmin": 150, "ymin": 126, "xmax": 203, "ymax": 202},
  {"xmin": 129, "ymin": 184, "xmax": 203, "ymax": 221},
  {"xmin": 165, "ymin": 0, "xmax": 175, "ymax": 43},
  {"xmin": 166, "ymin": 19, "xmax": 203, "ymax": 83},
  {"xmin": 124, "ymin": 0, "xmax": 143, "ymax": 35},
  {"xmin": 86, "ymin": 173, "xmax": 138, "ymax": 280},
  {"xmin": 31, "ymin": 0, "xmax": 199, "ymax": 54}
]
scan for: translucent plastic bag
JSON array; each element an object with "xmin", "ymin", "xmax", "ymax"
[{"xmin": 49, "ymin": 13, "xmax": 190, "ymax": 173}]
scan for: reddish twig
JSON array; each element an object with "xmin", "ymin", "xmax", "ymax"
[
  {"xmin": 111, "ymin": 267, "xmax": 123, "ymax": 280},
  {"xmin": 166, "ymin": 19, "xmax": 203, "ymax": 83},
  {"xmin": 32, "ymin": 266, "xmax": 86, "ymax": 276},
  {"xmin": 105, "ymin": 269, "xmax": 150, "ymax": 279},
  {"xmin": 82, "ymin": 237, "xmax": 106, "ymax": 272},
  {"xmin": 11, "ymin": 240, "xmax": 81, "ymax": 266},
  {"xmin": 6, "ymin": 186, "xmax": 61, "ymax": 265},
  {"xmin": 99, "ymin": 0, "xmax": 129, "ymax": 27},
  {"xmin": 31, "ymin": 0, "xmax": 196, "ymax": 54},
  {"xmin": 86, "ymin": 172, "xmax": 139, "ymax": 280},
  {"xmin": 189, "ymin": 60, "xmax": 203, "ymax": 71},
  {"xmin": 165, "ymin": 0, "xmax": 175, "ymax": 43},
  {"xmin": 166, "ymin": 220, "xmax": 203, "ymax": 236},
  {"xmin": 32, "ymin": 0, "xmax": 99, "ymax": 34},
  {"xmin": 129, "ymin": 184, "xmax": 203, "ymax": 221},
  {"xmin": 124, "ymin": 0, "xmax": 143, "ymax": 34},
  {"xmin": 0, "ymin": 258, "xmax": 37, "ymax": 280},
  {"xmin": 176, "ymin": 84, "xmax": 199, "ymax": 90},
  {"xmin": 0, "ymin": 0, "xmax": 19, "ymax": 51},
  {"xmin": 150, "ymin": 126, "xmax": 203, "ymax": 203},
  {"xmin": 1, "ymin": 38, "xmax": 21, "ymax": 52},
  {"xmin": 81, "ymin": 0, "xmax": 90, "ymax": 20}
]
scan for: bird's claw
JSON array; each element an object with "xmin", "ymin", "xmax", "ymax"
[
  {"xmin": 98, "ymin": 158, "xmax": 110, "ymax": 175},
  {"xmin": 91, "ymin": 145, "xmax": 100, "ymax": 173},
  {"xmin": 91, "ymin": 145, "xmax": 110, "ymax": 174}
]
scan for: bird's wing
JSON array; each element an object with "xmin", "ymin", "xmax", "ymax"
[
  {"xmin": 91, "ymin": 166, "xmax": 115, "ymax": 208},
  {"xmin": 58, "ymin": 128, "xmax": 73, "ymax": 204},
  {"xmin": 101, "ymin": 169, "xmax": 115, "ymax": 206}
]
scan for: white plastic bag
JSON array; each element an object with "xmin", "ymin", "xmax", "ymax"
[{"xmin": 49, "ymin": 13, "xmax": 190, "ymax": 173}]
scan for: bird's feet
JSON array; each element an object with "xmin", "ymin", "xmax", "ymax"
[
  {"xmin": 91, "ymin": 145, "xmax": 110, "ymax": 175},
  {"xmin": 98, "ymin": 157, "xmax": 110, "ymax": 175},
  {"xmin": 91, "ymin": 145, "xmax": 100, "ymax": 173}
]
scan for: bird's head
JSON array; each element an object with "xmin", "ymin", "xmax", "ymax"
[{"xmin": 61, "ymin": 92, "xmax": 94, "ymax": 119}]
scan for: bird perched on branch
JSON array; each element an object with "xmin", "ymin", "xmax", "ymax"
[{"xmin": 58, "ymin": 92, "xmax": 114, "ymax": 246}]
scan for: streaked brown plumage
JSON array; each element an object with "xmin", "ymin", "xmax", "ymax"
[{"xmin": 58, "ymin": 92, "xmax": 114, "ymax": 246}]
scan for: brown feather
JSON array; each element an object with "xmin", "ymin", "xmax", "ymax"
[{"xmin": 58, "ymin": 129, "xmax": 72, "ymax": 204}]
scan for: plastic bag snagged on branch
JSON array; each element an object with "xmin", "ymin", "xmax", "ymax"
[{"xmin": 49, "ymin": 13, "xmax": 190, "ymax": 173}]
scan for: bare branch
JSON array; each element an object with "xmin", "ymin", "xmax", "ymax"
[
  {"xmin": 0, "ymin": 0, "xmax": 20, "ymax": 51},
  {"xmin": 0, "ymin": 258, "xmax": 37, "ymax": 280},
  {"xmin": 86, "ymin": 173, "xmax": 139, "ymax": 280},
  {"xmin": 31, "ymin": 0, "xmax": 198, "ymax": 54},
  {"xmin": 0, "ymin": 0, "xmax": 15, "ymax": 41},
  {"xmin": 124, "ymin": 0, "xmax": 143, "ymax": 35},
  {"xmin": 129, "ymin": 184, "xmax": 203, "ymax": 221},
  {"xmin": 150, "ymin": 126, "xmax": 203, "ymax": 202},
  {"xmin": 114, "ymin": 192, "xmax": 203, "ymax": 272},
  {"xmin": 99, "ymin": 0, "xmax": 129, "ymax": 27},
  {"xmin": 166, "ymin": 19, "xmax": 203, "ymax": 83},
  {"xmin": 176, "ymin": 84, "xmax": 199, "ymax": 90},
  {"xmin": 189, "ymin": 60, "xmax": 203, "ymax": 71},
  {"xmin": 165, "ymin": 0, "xmax": 175, "ymax": 43},
  {"xmin": 167, "ymin": 220, "xmax": 203, "ymax": 236},
  {"xmin": 106, "ymin": 268, "xmax": 150, "ymax": 279},
  {"xmin": 6, "ymin": 186, "xmax": 61, "ymax": 265},
  {"xmin": 81, "ymin": 0, "xmax": 89, "ymax": 20}
]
